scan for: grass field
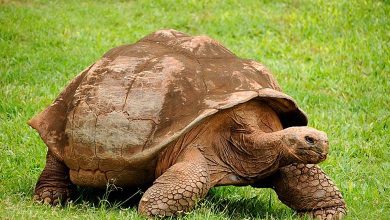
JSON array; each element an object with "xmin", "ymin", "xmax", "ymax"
[{"xmin": 0, "ymin": 0, "xmax": 389, "ymax": 219}]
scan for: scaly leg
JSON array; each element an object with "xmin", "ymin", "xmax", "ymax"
[
  {"xmin": 33, "ymin": 151, "xmax": 75, "ymax": 205},
  {"xmin": 138, "ymin": 148, "xmax": 210, "ymax": 217},
  {"xmin": 270, "ymin": 163, "xmax": 346, "ymax": 219}
]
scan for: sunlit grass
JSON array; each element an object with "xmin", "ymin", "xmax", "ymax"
[{"xmin": 1, "ymin": 0, "xmax": 389, "ymax": 219}]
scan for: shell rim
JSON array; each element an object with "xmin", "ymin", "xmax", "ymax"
[{"xmin": 124, "ymin": 87, "xmax": 308, "ymax": 165}]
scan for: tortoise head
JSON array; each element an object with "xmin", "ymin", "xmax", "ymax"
[{"xmin": 280, "ymin": 126, "xmax": 329, "ymax": 164}]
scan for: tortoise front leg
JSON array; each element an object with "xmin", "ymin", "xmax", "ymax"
[
  {"xmin": 138, "ymin": 148, "xmax": 210, "ymax": 217},
  {"xmin": 33, "ymin": 151, "xmax": 75, "ymax": 205},
  {"xmin": 270, "ymin": 164, "xmax": 346, "ymax": 220}
]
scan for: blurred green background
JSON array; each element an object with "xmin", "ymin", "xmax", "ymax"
[{"xmin": 0, "ymin": 0, "xmax": 389, "ymax": 219}]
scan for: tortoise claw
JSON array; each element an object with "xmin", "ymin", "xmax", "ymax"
[
  {"xmin": 301, "ymin": 206, "xmax": 346, "ymax": 220},
  {"xmin": 33, "ymin": 187, "xmax": 73, "ymax": 206}
]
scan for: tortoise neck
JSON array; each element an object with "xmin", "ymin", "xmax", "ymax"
[{"xmin": 253, "ymin": 130, "xmax": 300, "ymax": 167}]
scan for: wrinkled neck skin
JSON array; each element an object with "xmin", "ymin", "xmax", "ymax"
[
  {"xmin": 206, "ymin": 129, "xmax": 297, "ymax": 187},
  {"xmin": 156, "ymin": 101, "xmax": 292, "ymax": 188}
]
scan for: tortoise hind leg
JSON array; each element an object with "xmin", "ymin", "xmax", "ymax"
[
  {"xmin": 138, "ymin": 148, "xmax": 210, "ymax": 217},
  {"xmin": 33, "ymin": 151, "xmax": 75, "ymax": 205},
  {"xmin": 270, "ymin": 164, "xmax": 346, "ymax": 220}
]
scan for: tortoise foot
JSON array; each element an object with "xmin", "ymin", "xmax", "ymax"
[
  {"xmin": 33, "ymin": 186, "xmax": 74, "ymax": 206},
  {"xmin": 301, "ymin": 206, "xmax": 346, "ymax": 220},
  {"xmin": 138, "ymin": 148, "xmax": 210, "ymax": 217}
]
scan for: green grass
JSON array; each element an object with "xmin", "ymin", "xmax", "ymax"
[{"xmin": 0, "ymin": 0, "xmax": 389, "ymax": 219}]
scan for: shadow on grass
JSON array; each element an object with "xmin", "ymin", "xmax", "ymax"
[
  {"xmin": 205, "ymin": 189, "xmax": 295, "ymax": 220},
  {"xmin": 70, "ymin": 185, "xmax": 295, "ymax": 219},
  {"xmin": 73, "ymin": 185, "xmax": 143, "ymax": 209}
]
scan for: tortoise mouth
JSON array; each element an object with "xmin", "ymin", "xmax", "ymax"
[
  {"xmin": 319, "ymin": 152, "xmax": 327, "ymax": 161},
  {"xmin": 294, "ymin": 148, "xmax": 327, "ymax": 163}
]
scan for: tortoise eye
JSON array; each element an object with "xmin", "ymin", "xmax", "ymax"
[{"xmin": 305, "ymin": 136, "xmax": 315, "ymax": 144}]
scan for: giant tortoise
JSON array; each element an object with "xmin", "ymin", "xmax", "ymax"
[{"xmin": 29, "ymin": 29, "xmax": 346, "ymax": 219}]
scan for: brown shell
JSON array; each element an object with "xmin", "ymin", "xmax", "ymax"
[{"xmin": 29, "ymin": 29, "xmax": 307, "ymax": 171}]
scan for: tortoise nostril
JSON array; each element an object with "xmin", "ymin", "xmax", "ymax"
[{"xmin": 304, "ymin": 136, "xmax": 315, "ymax": 145}]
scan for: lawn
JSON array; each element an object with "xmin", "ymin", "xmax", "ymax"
[{"xmin": 0, "ymin": 0, "xmax": 389, "ymax": 219}]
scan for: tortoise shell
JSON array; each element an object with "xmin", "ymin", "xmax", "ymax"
[{"xmin": 29, "ymin": 29, "xmax": 307, "ymax": 186}]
